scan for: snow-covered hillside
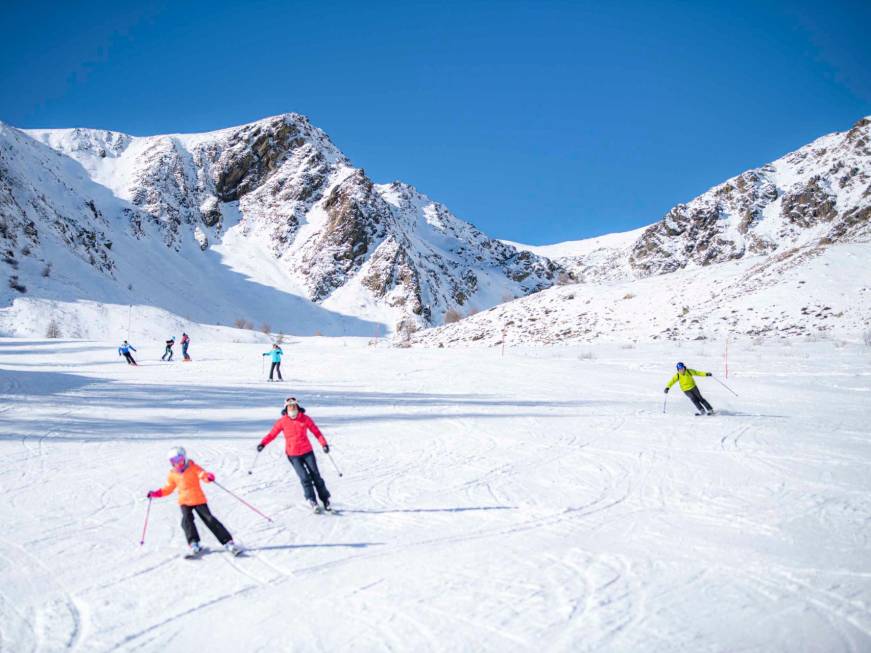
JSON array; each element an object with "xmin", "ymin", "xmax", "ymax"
[
  {"xmin": 418, "ymin": 118, "xmax": 871, "ymax": 346},
  {"xmin": 413, "ymin": 242, "xmax": 871, "ymax": 346},
  {"xmin": 1, "ymin": 338, "xmax": 870, "ymax": 651},
  {"xmin": 510, "ymin": 116, "xmax": 871, "ymax": 284},
  {"xmin": 628, "ymin": 116, "xmax": 871, "ymax": 276},
  {"xmin": 504, "ymin": 226, "xmax": 649, "ymax": 283},
  {"xmin": 0, "ymin": 115, "xmax": 560, "ymax": 339}
]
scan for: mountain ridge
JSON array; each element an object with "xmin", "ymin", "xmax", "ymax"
[
  {"xmin": 413, "ymin": 116, "xmax": 871, "ymax": 346},
  {"xmin": 1, "ymin": 113, "xmax": 562, "ymax": 339}
]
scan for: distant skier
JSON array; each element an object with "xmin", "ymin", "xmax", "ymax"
[
  {"xmin": 118, "ymin": 340, "xmax": 138, "ymax": 365},
  {"xmin": 181, "ymin": 333, "xmax": 191, "ymax": 361},
  {"xmin": 664, "ymin": 362, "xmax": 715, "ymax": 415},
  {"xmin": 161, "ymin": 337, "xmax": 175, "ymax": 361},
  {"xmin": 262, "ymin": 344, "xmax": 283, "ymax": 381},
  {"xmin": 146, "ymin": 446, "xmax": 241, "ymax": 557},
  {"xmin": 257, "ymin": 397, "xmax": 332, "ymax": 512}
]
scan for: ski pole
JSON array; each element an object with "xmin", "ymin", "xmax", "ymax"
[
  {"xmin": 213, "ymin": 481, "xmax": 273, "ymax": 522},
  {"xmin": 326, "ymin": 451, "xmax": 343, "ymax": 477},
  {"xmin": 139, "ymin": 497, "xmax": 152, "ymax": 546},
  {"xmin": 663, "ymin": 393, "xmax": 668, "ymax": 414},
  {"xmin": 247, "ymin": 449, "xmax": 261, "ymax": 476},
  {"xmin": 713, "ymin": 376, "xmax": 739, "ymax": 397}
]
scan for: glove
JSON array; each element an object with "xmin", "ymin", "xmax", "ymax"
[
  {"xmin": 147, "ymin": 490, "xmax": 161, "ymax": 499},
  {"xmin": 323, "ymin": 444, "xmax": 330, "ymax": 454},
  {"xmin": 664, "ymin": 387, "xmax": 669, "ymax": 394},
  {"xmin": 706, "ymin": 372, "xmax": 712, "ymax": 376},
  {"xmin": 203, "ymin": 472, "xmax": 215, "ymax": 483},
  {"xmin": 257, "ymin": 443, "xmax": 265, "ymax": 452}
]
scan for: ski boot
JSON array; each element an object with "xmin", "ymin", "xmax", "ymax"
[
  {"xmin": 185, "ymin": 541, "xmax": 204, "ymax": 559},
  {"xmin": 309, "ymin": 500, "xmax": 322, "ymax": 514},
  {"xmin": 224, "ymin": 541, "xmax": 242, "ymax": 556},
  {"xmin": 323, "ymin": 499, "xmax": 332, "ymax": 513}
]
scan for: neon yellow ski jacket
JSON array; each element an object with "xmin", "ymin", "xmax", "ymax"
[{"xmin": 666, "ymin": 368, "xmax": 709, "ymax": 391}]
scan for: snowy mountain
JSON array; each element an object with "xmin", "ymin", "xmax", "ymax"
[
  {"xmin": 503, "ymin": 226, "xmax": 649, "ymax": 284},
  {"xmin": 0, "ymin": 114, "xmax": 561, "ymax": 339},
  {"xmin": 628, "ymin": 116, "xmax": 871, "ymax": 276},
  {"xmin": 416, "ymin": 117, "xmax": 871, "ymax": 346}
]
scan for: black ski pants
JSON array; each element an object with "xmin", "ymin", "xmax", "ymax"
[
  {"xmin": 123, "ymin": 353, "xmax": 137, "ymax": 365},
  {"xmin": 180, "ymin": 503, "xmax": 232, "ymax": 545},
  {"xmin": 288, "ymin": 452, "xmax": 330, "ymax": 503},
  {"xmin": 162, "ymin": 347, "xmax": 173, "ymax": 361},
  {"xmin": 269, "ymin": 362, "xmax": 282, "ymax": 380},
  {"xmin": 684, "ymin": 386, "xmax": 713, "ymax": 413}
]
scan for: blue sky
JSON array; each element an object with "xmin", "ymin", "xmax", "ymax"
[{"xmin": 2, "ymin": 1, "xmax": 869, "ymax": 244}]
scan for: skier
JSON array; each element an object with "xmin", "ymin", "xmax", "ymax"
[
  {"xmin": 161, "ymin": 337, "xmax": 175, "ymax": 361},
  {"xmin": 664, "ymin": 362, "xmax": 715, "ymax": 415},
  {"xmin": 257, "ymin": 397, "xmax": 332, "ymax": 512},
  {"xmin": 146, "ymin": 446, "xmax": 241, "ymax": 557},
  {"xmin": 118, "ymin": 340, "xmax": 138, "ymax": 365},
  {"xmin": 181, "ymin": 333, "xmax": 191, "ymax": 361},
  {"xmin": 262, "ymin": 343, "xmax": 283, "ymax": 381}
]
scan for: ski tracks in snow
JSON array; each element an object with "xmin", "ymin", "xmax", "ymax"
[
  {"xmin": 0, "ymin": 536, "xmax": 84, "ymax": 653},
  {"xmin": 2, "ymin": 340, "xmax": 871, "ymax": 650}
]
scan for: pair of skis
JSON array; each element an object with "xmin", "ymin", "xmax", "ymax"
[
  {"xmin": 662, "ymin": 376, "xmax": 738, "ymax": 414},
  {"xmin": 184, "ymin": 545, "xmax": 244, "ymax": 560}
]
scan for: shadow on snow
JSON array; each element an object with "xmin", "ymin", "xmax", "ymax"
[
  {"xmin": 246, "ymin": 542, "xmax": 384, "ymax": 551},
  {"xmin": 340, "ymin": 506, "xmax": 516, "ymax": 515},
  {"xmin": 0, "ymin": 368, "xmax": 637, "ymax": 443}
]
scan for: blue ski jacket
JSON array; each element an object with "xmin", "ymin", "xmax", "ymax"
[
  {"xmin": 263, "ymin": 347, "xmax": 283, "ymax": 362},
  {"xmin": 118, "ymin": 343, "xmax": 136, "ymax": 354}
]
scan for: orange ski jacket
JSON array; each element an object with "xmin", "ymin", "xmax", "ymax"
[{"xmin": 158, "ymin": 460, "xmax": 212, "ymax": 506}]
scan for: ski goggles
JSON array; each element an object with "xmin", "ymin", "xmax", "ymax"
[
  {"xmin": 170, "ymin": 454, "xmax": 186, "ymax": 469},
  {"xmin": 676, "ymin": 364, "xmax": 686, "ymax": 370},
  {"xmin": 285, "ymin": 397, "xmax": 298, "ymax": 405}
]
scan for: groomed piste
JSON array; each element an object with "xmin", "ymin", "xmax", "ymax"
[{"xmin": 1, "ymin": 336, "xmax": 869, "ymax": 651}]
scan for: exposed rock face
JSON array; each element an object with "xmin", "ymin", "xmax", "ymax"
[
  {"xmin": 0, "ymin": 126, "xmax": 118, "ymax": 277},
  {"xmin": 3, "ymin": 114, "xmax": 563, "ymax": 328},
  {"xmin": 628, "ymin": 117, "xmax": 871, "ymax": 277},
  {"xmin": 419, "ymin": 116, "xmax": 871, "ymax": 346},
  {"xmin": 301, "ymin": 169, "xmax": 392, "ymax": 301}
]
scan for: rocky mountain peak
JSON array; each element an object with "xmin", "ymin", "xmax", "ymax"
[{"xmin": 2, "ymin": 113, "xmax": 564, "ymax": 333}]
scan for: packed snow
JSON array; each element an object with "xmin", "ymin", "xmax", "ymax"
[
  {"xmin": 1, "ymin": 336, "xmax": 870, "ymax": 651},
  {"xmin": 503, "ymin": 226, "xmax": 649, "ymax": 259}
]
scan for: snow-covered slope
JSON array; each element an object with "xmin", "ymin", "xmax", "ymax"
[
  {"xmin": 504, "ymin": 225, "xmax": 649, "ymax": 283},
  {"xmin": 416, "ymin": 117, "xmax": 871, "ymax": 346},
  {"xmin": 507, "ymin": 116, "xmax": 870, "ymax": 286},
  {"xmin": 1, "ymin": 115, "xmax": 561, "ymax": 339},
  {"xmin": 414, "ymin": 242, "xmax": 871, "ymax": 346},
  {"xmin": 628, "ymin": 116, "xmax": 871, "ymax": 276},
  {"xmin": 2, "ymin": 338, "xmax": 870, "ymax": 650}
]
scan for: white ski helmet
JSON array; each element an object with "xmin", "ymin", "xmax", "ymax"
[{"xmin": 167, "ymin": 446, "xmax": 187, "ymax": 463}]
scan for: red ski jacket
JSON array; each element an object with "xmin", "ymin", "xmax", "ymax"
[{"xmin": 261, "ymin": 413, "xmax": 328, "ymax": 457}]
